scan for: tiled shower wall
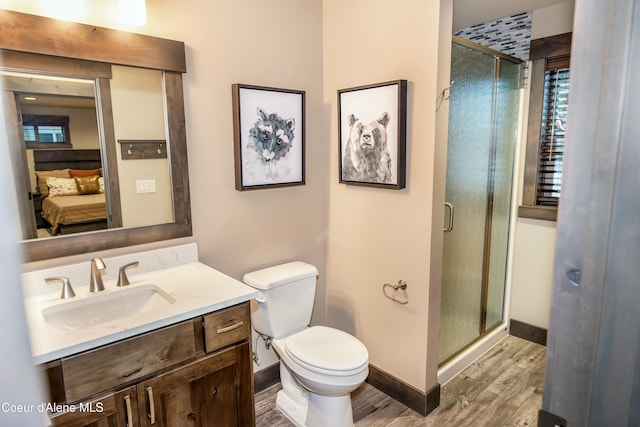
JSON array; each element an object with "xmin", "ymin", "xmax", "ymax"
[
  {"xmin": 454, "ymin": 12, "xmax": 532, "ymax": 62},
  {"xmin": 454, "ymin": 11, "xmax": 532, "ymax": 83}
]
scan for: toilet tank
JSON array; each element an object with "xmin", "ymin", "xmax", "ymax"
[{"xmin": 243, "ymin": 261, "xmax": 318, "ymax": 339}]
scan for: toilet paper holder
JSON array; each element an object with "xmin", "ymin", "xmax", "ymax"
[{"xmin": 383, "ymin": 280, "xmax": 408, "ymax": 305}]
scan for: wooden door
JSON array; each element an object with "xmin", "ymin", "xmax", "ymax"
[
  {"xmin": 137, "ymin": 346, "xmax": 240, "ymax": 427},
  {"xmin": 3, "ymin": 91, "xmax": 37, "ymax": 239},
  {"xmin": 50, "ymin": 386, "xmax": 139, "ymax": 427},
  {"xmin": 541, "ymin": 0, "xmax": 640, "ymax": 425}
]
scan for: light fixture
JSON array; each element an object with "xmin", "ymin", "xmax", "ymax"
[
  {"xmin": 117, "ymin": 0, "xmax": 147, "ymax": 26},
  {"xmin": 23, "ymin": 96, "xmax": 37, "ymax": 101},
  {"xmin": 0, "ymin": 0, "xmax": 146, "ymax": 27},
  {"xmin": 38, "ymin": 0, "xmax": 86, "ymax": 22}
]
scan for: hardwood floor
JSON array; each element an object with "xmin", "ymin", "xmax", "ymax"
[{"xmin": 255, "ymin": 335, "xmax": 545, "ymax": 426}]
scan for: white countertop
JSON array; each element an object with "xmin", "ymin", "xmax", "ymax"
[{"xmin": 24, "ymin": 262, "xmax": 258, "ymax": 364}]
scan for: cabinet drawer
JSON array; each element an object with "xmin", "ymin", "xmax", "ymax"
[
  {"xmin": 61, "ymin": 320, "xmax": 199, "ymax": 402},
  {"xmin": 203, "ymin": 303, "xmax": 250, "ymax": 353}
]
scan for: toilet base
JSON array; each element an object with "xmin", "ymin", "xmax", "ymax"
[
  {"xmin": 276, "ymin": 389, "xmax": 354, "ymax": 427},
  {"xmin": 306, "ymin": 393, "xmax": 354, "ymax": 427},
  {"xmin": 276, "ymin": 388, "xmax": 309, "ymax": 427},
  {"xmin": 276, "ymin": 362, "xmax": 355, "ymax": 427}
]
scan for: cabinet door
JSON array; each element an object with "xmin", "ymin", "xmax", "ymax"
[
  {"xmin": 50, "ymin": 386, "xmax": 140, "ymax": 427},
  {"xmin": 137, "ymin": 345, "xmax": 242, "ymax": 427}
]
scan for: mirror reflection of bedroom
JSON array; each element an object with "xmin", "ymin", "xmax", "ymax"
[
  {"xmin": 3, "ymin": 72, "xmax": 106, "ymax": 240},
  {"xmin": 2, "ymin": 65, "xmax": 174, "ymax": 241}
]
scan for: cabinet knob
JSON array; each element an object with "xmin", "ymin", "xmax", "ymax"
[
  {"xmin": 187, "ymin": 412, "xmax": 196, "ymax": 421},
  {"xmin": 212, "ymin": 387, "xmax": 218, "ymax": 396}
]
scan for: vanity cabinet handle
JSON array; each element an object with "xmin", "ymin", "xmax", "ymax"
[
  {"xmin": 146, "ymin": 386, "xmax": 156, "ymax": 425},
  {"xmin": 124, "ymin": 395, "xmax": 133, "ymax": 427},
  {"xmin": 217, "ymin": 321, "xmax": 244, "ymax": 334}
]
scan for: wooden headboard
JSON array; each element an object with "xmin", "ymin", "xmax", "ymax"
[{"xmin": 33, "ymin": 149, "xmax": 102, "ymax": 171}]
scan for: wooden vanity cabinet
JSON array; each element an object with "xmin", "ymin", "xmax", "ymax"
[
  {"xmin": 44, "ymin": 302, "xmax": 254, "ymax": 427},
  {"xmin": 49, "ymin": 386, "xmax": 139, "ymax": 427},
  {"xmin": 137, "ymin": 342, "xmax": 250, "ymax": 427}
]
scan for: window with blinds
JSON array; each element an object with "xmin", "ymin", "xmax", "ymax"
[
  {"xmin": 519, "ymin": 32, "xmax": 571, "ymax": 221},
  {"xmin": 537, "ymin": 66, "xmax": 570, "ymax": 206}
]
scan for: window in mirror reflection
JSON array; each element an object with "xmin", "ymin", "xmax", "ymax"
[{"xmin": 23, "ymin": 114, "xmax": 72, "ymax": 148}]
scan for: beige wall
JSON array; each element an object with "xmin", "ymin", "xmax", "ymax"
[
  {"xmin": 141, "ymin": 0, "xmax": 327, "ymax": 372},
  {"xmin": 510, "ymin": 1, "xmax": 573, "ymax": 329},
  {"xmin": 531, "ymin": 1, "xmax": 575, "ymax": 39},
  {"xmin": 323, "ymin": 0, "xmax": 448, "ymax": 392},
  {"xmin": 110, "ymin": 65, "xmax": 173, "ymax": 227},
  {"xmin": 152, "ymin": 0, "xmax": 325, "ymax": 283}
]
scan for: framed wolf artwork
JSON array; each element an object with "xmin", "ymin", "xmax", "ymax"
[
  {"xmin": 338, "ymin": 80, "xmax": 407, "ymax": 189},
  {"xmin": 232, "ymin": 84, "xmax": 305, "ymax": 190}
]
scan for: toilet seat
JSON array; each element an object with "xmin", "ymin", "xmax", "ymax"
[{"xmin": 284, "ymin": 326, "xmax": 368, "ymax": 377}]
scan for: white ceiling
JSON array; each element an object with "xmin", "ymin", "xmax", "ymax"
[{"xmin": 453, "ymin": 0, "xmax": 571, "ymax": 30}]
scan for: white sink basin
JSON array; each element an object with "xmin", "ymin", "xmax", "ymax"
[{"xmin": 42, "ymin": 285, "xmax": 175, "ymax": 330}]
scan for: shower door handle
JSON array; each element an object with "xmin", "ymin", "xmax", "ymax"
[{"xmin": 444, "ymin": 202, "xmax": 454, "ymax": 232}]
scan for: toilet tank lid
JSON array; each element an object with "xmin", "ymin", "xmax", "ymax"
[{"xmin": 243, "ymin": 261, "xmax": 318, "ymax": 290}]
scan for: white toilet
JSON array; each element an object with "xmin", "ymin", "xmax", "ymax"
[{"xmin": 243, "ymin": 261, "xmax": 369, "ymax": 427}]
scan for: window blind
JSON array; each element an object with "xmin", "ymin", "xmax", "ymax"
[{"xmin": 537, "ymin": 67, "xmax": 570, "ymax": 206}]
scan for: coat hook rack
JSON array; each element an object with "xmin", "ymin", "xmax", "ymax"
[{"xmin": 118, "ymin": 139, "xmax": 167, "ymax": 160}]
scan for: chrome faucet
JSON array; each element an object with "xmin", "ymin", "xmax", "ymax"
[{"xmin": 89, "ymin": 257, "xmax": 107, "ymax": 292}]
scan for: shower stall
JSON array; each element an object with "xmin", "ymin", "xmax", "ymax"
[{"xmin": 438, "ymin": 37, "xmax": 523, "ymax": 366}]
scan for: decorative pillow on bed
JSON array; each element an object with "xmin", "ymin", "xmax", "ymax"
[
  {"xmin": 69, "ymin": 168, "xmax": 102, "ymax": 178},
  {"xmin": 46, "ymin": 177, "xmax": 79, "ymax": 197},
  {"xmin": 74, "ymin": 175, "xmax": 101, "ymax": 195},
  {"xmin": 35, "ymin": 169, "xmax": 71, "ymax": 197}
]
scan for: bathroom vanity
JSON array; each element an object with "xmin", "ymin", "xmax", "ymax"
[
  {"xmin": 22, "ymin": 248, "xmax": 258, "ymax": 427},
  {"xmin": 43, "ymin": 303, "xmax": 253, "ymax": 427}
]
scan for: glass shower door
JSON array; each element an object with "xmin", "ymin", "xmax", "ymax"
[
  {"xmin": 438, "ymin": 42, "xmax": 520, "ymax": 364},
  {"xmin": 485, "ymin": 59, "xmax": 520, "ymax": 330}
]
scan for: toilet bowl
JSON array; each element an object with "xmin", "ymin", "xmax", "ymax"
[
  {"xmin": 272, "ymin": 326, "xmax": 369, "ymax": 427},
  {"xmin": 243, "ymin": 261, "xmax": 369, "ymax": 427}
]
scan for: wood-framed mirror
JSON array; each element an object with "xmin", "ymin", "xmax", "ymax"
[{"xmin": 0, "ymin": 9, "xmax": 192, "ymax": 262}]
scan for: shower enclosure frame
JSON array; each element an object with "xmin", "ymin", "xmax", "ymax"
[{"xmin": 438, "ymin": 36, "xmax": 524, "ymax": 380}]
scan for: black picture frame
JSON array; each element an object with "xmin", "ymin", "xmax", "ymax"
[
  {"xmin": 232, "ymin": 84, "xmax": 305, "ymax": 191},
  {"xmin": 338, "ymin": 80, "xmax": 407, "ymax": 189}
]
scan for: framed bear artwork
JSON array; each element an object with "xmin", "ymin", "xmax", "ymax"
[
  {"xmin": 338, "ymin": 80, "xmax": 407, "ymax": 189},
  {"xmin": 232, "ymin": 84, "xmax": 305, "ymax": 191}
]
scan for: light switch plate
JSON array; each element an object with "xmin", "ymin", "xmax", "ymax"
[{"xmin": 136, "ymin": 179, "xmax": 156, "ymax": 193}]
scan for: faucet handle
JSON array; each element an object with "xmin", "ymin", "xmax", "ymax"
[
  {"xmin": 45, "ymin": 276, "xmax": 76, "ymax": 299},
  {"xmin": 117, "ymin": 261, "xmax": 139, "ymax": 287}
]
